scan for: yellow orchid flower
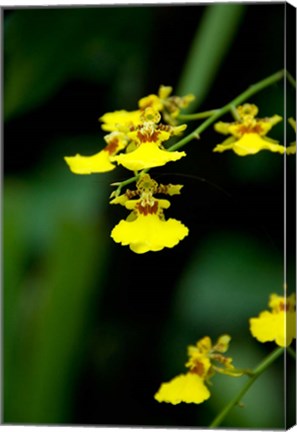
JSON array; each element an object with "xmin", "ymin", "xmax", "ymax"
[
  {"xmin": 286, "ymin": 118, "xmax": 296, "ymax": 155},
  {"xmin": 111, "ymin": 107, "xmax": 186, "ymax": 171},
  {"xmin": 154, "ymin": 335, "xmax": 242, "ymax": 405},
  {"xmin": 249, "ymin": 292, "xmax": 296, "ymax": 347},
  {"xmin": 110, "ymin": 174, "xmax": 188, "ymax": 254},
  {"xmin": 138, "ymin": 85, "xmax": 195, "ymax": 125},
  {"xmin": 64, "ymin": 131, "xmax": 128, "ymax": 174},
  {"xmin": 213, "ymin": 104, "xmax": 284, "ymax": 156}
]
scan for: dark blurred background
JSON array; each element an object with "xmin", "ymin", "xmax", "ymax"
[{"xmin": 3, "ymin": 3, "xmax": 296, "ymax": 428}]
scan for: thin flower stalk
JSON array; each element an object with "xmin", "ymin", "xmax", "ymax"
[{"xmin": 209, "ymin": 347, "xmax": 284, "ymax": 428}]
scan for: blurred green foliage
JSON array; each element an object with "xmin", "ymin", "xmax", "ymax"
[
  {"xmin": 177, "ymin": 3, "xmax": 245, "ymax": 110},
  {"xmin": 3, "ymin": 3, "xmax": 295, "ymax": 428},
  {"xmin": 4, "ymin": 164, "xmax": 111, "ymax": 422},
  {"xmin": 4, "ymin": 8, "xmax": 152, "ymax": 120}
]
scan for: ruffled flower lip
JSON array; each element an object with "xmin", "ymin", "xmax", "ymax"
[
  {"xmin": 249, "ymin": 293, "xmax": 296, "ymax": 347},
  {"xmin": 110, "ymin": 174, "xmax": 188, "ymax": 254},
  {"xmin": 213, "ymin": 104, "xmax": 284, "ymax": 156},
  {"xmin": 154, "ymin": 335, "xmax": 242, "ymax": 405}
]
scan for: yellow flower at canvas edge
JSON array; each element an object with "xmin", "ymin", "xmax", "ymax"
[
  {"xmin": 154, "ymin": 335, "xmax": 242, "ymax": 405},
  {"xmin": 286, "ymin": 118, "xmax": 296, "ymax": 155},
  {"xmin": 249, "ymin": 293, "xmax": 296, "ymax": 347},
  {"xmin": 213, "ymin": 104, "xmax": 284, "ymax": 156},
  {"xmin": 110, "ymin": 174, "xmax": 188, "ymax": 254}
]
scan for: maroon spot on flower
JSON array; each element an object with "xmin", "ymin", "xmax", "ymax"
[
  {"xmin": 105, "ymin": 138, "xmax": 119, "ymax": 155},
  {"xmin": 137, "ymin": 130, "xmax": 160, "ymax": 143},
  {"xmin": 279, "ymin": 301, "xmax": 292, "ymax": 312},
  {"xmin": 190, "ymin": 361, "xmax": 205, "ymax": 377},
  {"xmin": 238, "ymin": 124, "xmax": 263, "ymax": 135},
  {"xmin": 136, "ymin": 201, "xmax": 159, "ymax": 216}
]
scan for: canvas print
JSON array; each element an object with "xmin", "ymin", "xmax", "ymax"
[{"xmin": 3, "ymin": 2, "xmax": 296, "ymax": 428}]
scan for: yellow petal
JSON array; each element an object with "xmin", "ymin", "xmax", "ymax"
[
  {"xmin": 166, "ymin": 184, "xmax": 183, "ymax": 196},
  {"xmin": 286, "ymin": 144, "xmax": 296, "ymax": 155},
  {"xmin": 214, "ymin": 121, "xmax": 232, "ymax": 135},
  {"xmin": 110, "ymin": 194, "xmax": 129, "ymax": 206},
  {"xmin": 138, "ymin": 94, "xmax": 163, "ymax": 111},
  {"xmin": 158, "ymin": 85, "xmax": 173, "ymax": 100},
  {"xmin": 154, "ymin": 373, "xmax": 210, "ymax": 405},
  {"xmin": 214, "ymin": 335, "xmax": 231, "ymax": 353},
  {"xmin": 236, "ymin": 104, "xmax": 259, "ymax": 119},
  {"xmin": 214, "ymin": 133, "xmax": 285, "ymax": 156},
  {"xmin": 180, "ymin": 94, "xmax": 196, "ymax": 108},
  {"xmin": 111, "ymin": 214, "xmax": 189, "ymax": 254},
  {"xmin": 171, "ymin": 124, "xmax": 187, "ymax": 136},
  {"xmin": 111, "ymin": 142, "xmax": 186, "ymax": 171},
  {"xmin": 100, "ymin": 110, "xmax": 142, "ymax": 132},
  {"xmin": 249, "ymin": 310, "xmax": 296, "ymax": 347},
  {"xmin": 288, "ymin": 118, "xmax": 296, "ymax": 131},
  {"xmin": 255, "ymin": 115, "xmax": 282, "ymax": 135},
  {"xmin": 64, "ymin": 150, "xmax": 115, "ymax": 174}
]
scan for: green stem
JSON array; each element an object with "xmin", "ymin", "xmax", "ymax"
[
  {"xmin": 230, "ymin": 104, "xmax": 241, "ymax": 121},
  {"xmin": 112, "ymin": 69, "xmax": 284, "ymax": 194},
  {"xmin": 286, "ymin": 71, "xmax": 296, "ymax": 89},
  {"xmin": 209, "ymin": 347, "xmax": 284, "ymax": 428},
  {"xmin": 111, "ymin": 169, "xmax": 149, "ymax": 196},
  {"xmin": 169, "ymin": 69, "xmax": 284, "ymax": 152},
  {"xmin": 178, "ymin": 109, "xmax": 219, "ymax": 121}
]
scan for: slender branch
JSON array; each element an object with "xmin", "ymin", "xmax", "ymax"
[
  {"xmin": 209, "ymin": 347, "xmax": 284, "ymax": 428},
  {"xmin": 286, "ymin": 71, "xmax": 296, "ymax": 89},
  {"xmin": 111, "ymin": 169, "xmax": 150, "ymax": 196},
  {"xmin": 230, "ymin": 104, "xmax": 241, "ymax": 120},
  {"xmin": 169, "ymin": 69, "xmax": 284, "ymax": 152},
  {"xmin": 112, "ymin": 69, "xmax": 284, "ymax": 194},
  {"xmin": 178, "ymin": 109, "xmax": 219, "ymax": 121}
]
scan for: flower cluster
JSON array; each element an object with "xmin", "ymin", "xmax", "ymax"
[
  {"xmin": 110, "ymin": 174, "xmax": 188, "ymax": 254},
  {"xmin": 64, "ymin": 86, "xmax": 194, "ymax": 253},
  {"xmin": 154, "ymin": 335, "xmax": 242, "ymax": 405},
  {"xmin": 154, "ymin": 289, "xmax": 295, "ymax": 407},
  {"xmin": 213, "ymin": 104, "xmax": 284, "ymax": 156},
  {"xmin": 65, "ymin": 86, "xmax": 194, "ymax": 175},
  {"xmin": 64, "ymin": 86, "xmax": 289, "ymax": 253},
  {"xmin": 250, "ymin": 292, "xmax": 296, "ymax": 347}
]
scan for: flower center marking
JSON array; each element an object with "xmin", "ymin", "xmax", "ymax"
[
  {"xmin": 137, "ymin": 130, "xmax": 160, "ymax": 143},
  {"xmin": 238, "ymin": 124, "xmax": 263, "ymax": 135},
  {"xmin": 105, "ymin": 138, "xmax": 119, "ymax": 155},
  {"xmin": 136, "ymin": 200, "xmax": 159, "ymax": 216}
]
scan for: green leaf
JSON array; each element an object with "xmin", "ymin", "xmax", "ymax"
[
  {"xmin": 4, "ymin": 162, "xmax": 111, "ymax": 423},
  {"xmin": 177, "ymin": 4, "xmax": 245, "ymax": 110},
  {"xmin": 4, "ymin": 8, "xmax": 152, "ymax": 120}
]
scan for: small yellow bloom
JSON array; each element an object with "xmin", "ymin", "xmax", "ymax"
[
  {"xmin": 64, "ymin": 132, "xmax": 128, "ymax": 174},
  {"xmin": 154, "ymin": 335, "xmax": 241, "ymax": 405},
  {"xmin": 213, "ymin": 104, "xmax": 284, "ymax": 156},
  {"xmin": 249, "ymin": 293, "xmax": 296, "ymax": 347},
  {"xmin": 139, "ymin": 85, "xmax": 195, "ymax": 125},
  {"xmin": 286, "ymin": 118, "xmax": 296, "ymax": 155},
  {"xmin": 110, "ymin": 174, "xmax": 188, "ymax": 254},
  {"xmin": 111, "ymin": 108, "xmax": 186, "ymax": 171}
]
